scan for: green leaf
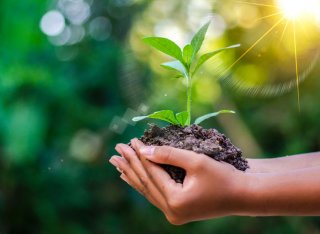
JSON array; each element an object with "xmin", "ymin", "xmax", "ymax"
[
  {"xmin": 143, "ymin": 37, "xmax": 183, "ymax": 61},
  {"xmin": 183, "ymin": 44, "xmax": 194, "ymax": 66},
  {"xmin": 194, "ymin": 110, "xmax": 236, "ymax": 125},
  {"xmin": 132, "ymin": 116, "xmax": 149, "ymax": 122},
  {"xmin": 176, "ymin": 111, "xmax": 190, "ymax": 126},
  {"xmin": 192, "ymin": 44, "xmax": 240, "ymax": 75},
  {"xmin": 191, "ymin": 22, "xmax": 210, "ymax": 59},
  {"xmin": 161, "ymin": 60, "xmax": 187, "ymax": 77},
  {"xmin": 132, "ymin": 110, "xmax": 180, "ymax": 125},
  {"xmin": 174, "ymin": 74, "xmax": 184, "ymax": 79}
]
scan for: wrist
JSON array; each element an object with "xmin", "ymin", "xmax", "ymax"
[
  {"xmin": 247, "ymin": 158, "xmax": 273, "ymax": 173},
  {"xmin": 228, "ymin": 171, "xmax": 261, "ymax": 216}
]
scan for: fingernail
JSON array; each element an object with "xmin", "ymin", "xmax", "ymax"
[
  {"xmin": 115, "ymin": 144, "xmax": 123, "ymax": 154},
  {"xmin": 109, "ymin": 158, "xmax": 119, "ymax": 168},
  {"xmin": 116, "ymin": 167, "xmax": 123, "ymax": 173},
  {"xmin": 140, "ymin": 146, "xmax": 155, "ymax": 156}
]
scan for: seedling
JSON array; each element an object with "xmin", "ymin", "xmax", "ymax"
[
  {"xmin": 126, "ymin": 23, "xmax": 248, "ymax": 183},
  {"xmin": 132, "ymin": 22, "xmax": 240, "ymax": 126}
]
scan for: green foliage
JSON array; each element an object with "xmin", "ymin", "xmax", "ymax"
[
  {"xmin": 133, "ymin": 110, "xmax": 190, "ymax": 127},
  {"xmin": 192, "ymin": 44, "xmax": 241, "ymax": 76},
  {"xmin": 133, "ymin": 110, "xmax": 180, "ymax": 125},
  {"xmin": 182, "ymin": 44, "xmax": 194, "ymax": 66},
  {"xmin": 143, "ymin": 37, "xmax": 183, "ymax": 62},
  {"xmin": 175, "ymin": 111, "xmax": 190, "ymax": 126},
  {"xmin": 194, "ymin": 110, "xmax": 236, "ymax": 125},
  {"xmin": 134, "ymin": 22, "xmax": 240, "ymax": 126},
  {"xmin": 191, "ymin": 22, "xmax": 210, "ymax": 60},
  {"xmin": 160, "ymin": 60, "xmax": 187, "ymax": 77}
]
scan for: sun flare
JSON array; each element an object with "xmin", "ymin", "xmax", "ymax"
[
  {"xmin": 277, "ymin": 0, "xmax": 320, "ymax": 20},
  {"xmin": 227, "ymin": 0, "xmax": 320, "ymax": 109}
]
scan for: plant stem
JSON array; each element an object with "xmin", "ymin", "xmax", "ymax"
[{"xmin": 186, "ymin": 73, "xmax": 192, "ymax": 125}]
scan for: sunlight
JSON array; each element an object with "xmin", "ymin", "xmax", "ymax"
[
  {"xmin": 225, "ymin": 0, "xmax": 320, "ymax": 105},
  {"xmin": 277, "ymin": 0, "xmax": 307, "ymax": 20},
  {"xmin": 224, "ymin": 18, "xmax": 283, "ymax": 76},
  {"xmin": 277, "ymin": 0, "xmax": 320, "ymax": 20},
  {"xmin": 293, "ymin": 21, "xmax": 301, "ymax": 110}
]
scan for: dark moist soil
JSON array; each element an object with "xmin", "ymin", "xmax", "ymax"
[{"xmin": 134, "ymin": 124, "xmax": 249, "ymax": 183}]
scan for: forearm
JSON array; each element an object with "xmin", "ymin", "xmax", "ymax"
[
  {"xmin": 235, "ymin": 166, "xmax": 320, "ymax": 216},
  {"xmin": 247, "ymin": 152, "xmax": 320, "ymax": 173}
]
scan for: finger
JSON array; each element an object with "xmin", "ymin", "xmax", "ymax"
[
  {"xmin": 120, "ymin": 173, "xmax": 131, "ymax": 185},
  {"xmin": 108, "ymin": 155, "xmax": 124, "ymax": 173},
  {"xmin": 145, "ymin": 159, "xmax": 182, "ymax": 197},
  {"xmin": 110, "ymin": 156, "xmax": 146, "ymax": 195},
  {"xmin": 119, "ymin": 173, "xmax": 163, "ymax": 208},
  {"xmin": 132, "ymin": 139, "xmax": 182, "ymax": 197},
  {"xmin": 117, "ymin": 143, "xmax": 149, "ymax": 182},
  {"xmin": 131, "ymin": 139, "xmax": 175, "ymax": 186},
  {"xmin": 109, "ymin": 156, "xmax": 139, "ymax": 184},
  {"xmin": 115, "ymin": 144, "xmax": 168, "ymax": 210},
  {"xmin": 137, "ymin": 144, "xmax": 205, "ymax": 172},
  {"xmin": 119, "ymin": 173, "xmax": 142, "ymax": 195},
  {"xmin": 110, "ymin": 156, "xmax": 162, "ymax": 207}
]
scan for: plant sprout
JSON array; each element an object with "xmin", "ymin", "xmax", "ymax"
[{"xmin": 133, "ymin": 22, "xmax": 240, "ymax": 126}]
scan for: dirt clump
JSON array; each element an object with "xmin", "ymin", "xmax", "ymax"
[{"xmin": 134, "ymin": 124, "xmax": 249, "ymax": 183}]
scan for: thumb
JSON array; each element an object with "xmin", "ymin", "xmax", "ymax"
[{"xmin": 139, "ymin": 145, "xmax": 203, "ymax": 170}]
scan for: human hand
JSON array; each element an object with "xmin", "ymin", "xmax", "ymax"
[{"xmin": 109, "ymin": 139, "xmax": 249, "ymax": 225}]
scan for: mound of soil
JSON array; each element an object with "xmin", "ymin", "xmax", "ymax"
[{"xmin": 134, "ymin": 124, "xmax": 248, "ymax": 183}]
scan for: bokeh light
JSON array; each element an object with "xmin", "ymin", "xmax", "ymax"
[
  {"xmin": 59, "ymin": 0, "xmax": 91, "ymax": 25},
  {"xmin": 89, "ymin": 17, "xmax": 112, "ymax": 41},
  {"xmin": 40, "ymin": 10, "xmax": 65, "ymax": 36}
]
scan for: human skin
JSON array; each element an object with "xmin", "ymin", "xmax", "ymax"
[
  {"xmin": 109, "ymin": 139, "xmax": 320, "ymax": 225},
  {"xmin": 247, "ymin": 152, "xmax": 320, "ymax": 173}
]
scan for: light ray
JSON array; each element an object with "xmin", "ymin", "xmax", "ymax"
[
  {"xmin": 293, "ymin": 21, "xmax": 301, "ymax": 111},
  {"xmin": 279, "ymin": 20, "xmax": 289, "ymax": 43},
  {"xmin": 223, "ymin": 18, "xmax": 284, "ymax": 76},
  {"xmin": 226, "ymin": 0, "xmax": 320, "ymax": 107},
  {"xmin": 235, "ymin": 1, "xmax": 278, "ymax": 8},
  {"xmin": 255, "ymin": 12, "xmax": 282, "ymax": 22}
]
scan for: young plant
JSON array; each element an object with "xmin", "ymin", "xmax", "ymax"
[{"xmin": 132, "ymin": 22, "xmax": 240, "ymax": 126}]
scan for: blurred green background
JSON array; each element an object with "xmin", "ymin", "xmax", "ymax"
[{"xmin": 0, "ymin": 0, "xmax": 320, "ymax": 233}]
